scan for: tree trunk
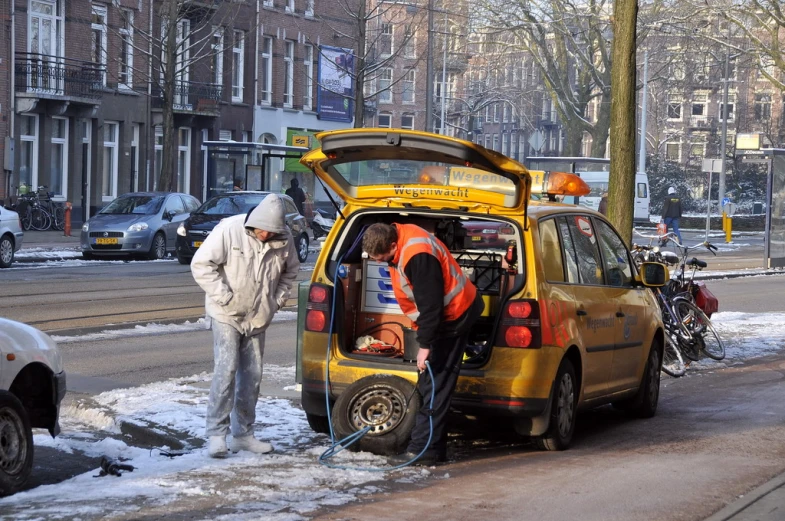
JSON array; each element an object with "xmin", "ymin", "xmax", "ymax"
[
  {"xmin": 158, "ymin": 0, "xmax": 178, "ymax": 192},
  {"xmin": 352, "ymin": 1, "xmax": 367, "ymax": 128},
  {"xmin": 609, "ymin": 0, "xmax": 638, "ymax": 244}
]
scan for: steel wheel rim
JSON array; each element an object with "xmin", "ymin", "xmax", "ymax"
[
  {"xmin": 0, "ymin": 407, "xmax": 27, "ymax": 475},
  {"xmin": 298, "ymin": 236, "xmax": 308, "ymax": 259},
  {"xmin": 0, "ymin": 239, "xmax": 12, "ymax": 265},
  {"xmin": 556, "ymin": 373, "xmax": 575, "ymax": 437},
  {"xmin": 347, "ymin": 386, "xmax": 407, "ymax": 436}
]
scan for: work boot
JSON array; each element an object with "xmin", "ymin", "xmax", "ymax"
[
  {"xmin": 387, "ymin": 449, "xmax": 445, "ymax": 467},
  {"xmin": 208, "ymin": 435, "xmax": 228, "ymax": 458},
  {"xmin": 229, "ymin": 435, "xmax": 273, "ymax": 454}
]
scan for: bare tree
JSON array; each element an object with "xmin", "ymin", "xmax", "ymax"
[{"xmin": 110, "ymin": 0, "xmax": 255, "ymax": 191}]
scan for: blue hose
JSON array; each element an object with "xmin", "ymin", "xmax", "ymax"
[{"xmin": 317, "ymin": 249, "xmax": 435, "ymax": 471}]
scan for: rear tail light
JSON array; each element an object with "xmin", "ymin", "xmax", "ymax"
[
  {"xmin": 496, "ymin": 299, "xmax": 541, "ymax": 348},
  {"xmin": 499, "ymin": 226, "xmax": 514, "ymax": 235},
  {"xmin": 305, "ymin": 283, "xmax": 332, "ymax": 333}
]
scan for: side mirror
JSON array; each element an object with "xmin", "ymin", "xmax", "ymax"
[
  {"xmin": 164, "ymin": 210, "xmax": 173, "ymax": 221},
  {"xmin": 638, "ymin": 262, "xmax": 668, "ymax": 287}
]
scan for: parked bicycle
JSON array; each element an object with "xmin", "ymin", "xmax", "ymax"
[
  {"xmin": 632, "ymin": 230, "xmax": 726, "ymax": 371},
  {"xmin": 14, "ymin": 186, "xmax": 64, "ymax": 231}
]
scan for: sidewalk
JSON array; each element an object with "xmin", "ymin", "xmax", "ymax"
[{"xmin": 704, "ymin": 471, "xmax": 785, "ymax": 521}]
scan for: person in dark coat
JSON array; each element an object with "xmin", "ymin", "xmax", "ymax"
[
  {"xmin": 285, "ymin": 178, "xmax": 306, "ymax": 216},
  {"xmin": 598, "ymin": 193, "xmax": 609, "ymax": 216},
  {"xmin": 661, "ymin": 187, "xmax": 683, "ymax": 245}
]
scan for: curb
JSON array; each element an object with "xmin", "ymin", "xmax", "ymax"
[{"xmin": 704, "ymin": 471, "xmax": 785, "ymax": 521}]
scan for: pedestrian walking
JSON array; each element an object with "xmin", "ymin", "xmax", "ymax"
[
  {"xmin": 598, "ymin": 192, "xmax": 609, "ymax": 216},
  {"xmin": 362, "ymin": 223, "xmax": 484, "ymax": 465},
  {"xmin": 661, "ymin": 186, "xmax": 683, "ymax": 245},
  {"xmin": 285, "ymin": 178, "xmax": 306, "ymax": 216},
  {"xmin": 191, "ymin": 194, "xmax": 300, "ymax": 458}
]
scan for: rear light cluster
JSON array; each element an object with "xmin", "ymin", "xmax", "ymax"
[
  {"xmin": 495, "ymin": 299, "xmax": 541, "ymax": 348},
  {"xmin": 499, "ymin": 226, "xmax": 514, "ymax": 235},
  {"xmin": 305, "ymin": 283, "xmax": 333, "ymax": 333}
]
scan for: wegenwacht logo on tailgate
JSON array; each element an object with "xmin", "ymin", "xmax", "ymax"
[{"xmin": 393, "ymin": 186, "xmax": 469, "ymax": 198}]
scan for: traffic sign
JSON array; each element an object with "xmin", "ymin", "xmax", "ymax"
[{"xmin": 722, "ymin": 197, "xmax": 730, "ymax": 207}]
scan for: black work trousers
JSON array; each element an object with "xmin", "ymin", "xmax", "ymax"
[{"xmin": 407, "ymin": 332, "xmax": 467, "ymax": 457}]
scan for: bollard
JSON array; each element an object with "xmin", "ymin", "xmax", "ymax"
[
  {"xmin": 64, "ymin": 202, "xmax": 72, "ymax": 237},
  {"xmin": 725, "ymin": 214, "xmax": 732, "ymax": 243}
]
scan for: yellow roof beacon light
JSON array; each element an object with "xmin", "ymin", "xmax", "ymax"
[{"xmin": 535, "ymin": 171, "xmax": 591, "ymax": 201}]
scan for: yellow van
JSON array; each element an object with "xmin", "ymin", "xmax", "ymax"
[{"xmin": 296, "ymin": 129, "xmax": 666, "ymax": 455}]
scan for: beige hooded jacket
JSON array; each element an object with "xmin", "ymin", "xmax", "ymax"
[{"xmin": 191, "ymin": 194, "xmax": 300, "ymax": 336}]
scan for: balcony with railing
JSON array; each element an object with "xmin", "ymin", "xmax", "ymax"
[
  {"xmin": 688, "ymin": 116, "xmax": 716, "ymax": 130},
  {"xmin": 151, "ymin": 81, "xmax": 222, "ymax": 115},
  {"xmin": 15, "ymin": 52, "xmax": 104, "ymax": 101}
]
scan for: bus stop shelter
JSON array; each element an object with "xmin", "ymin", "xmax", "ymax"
[
  {"xmin": 763, "ymin": 149, "xmax": 785, "ymax": 268},
  {"xmin": 202, "ymin": 141, "xmax": 308, "ymax": 200}
]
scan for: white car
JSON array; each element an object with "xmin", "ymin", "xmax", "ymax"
[
  {"xmin": 0, "ymin": 206, "xmax": 24, "ymax": 268},
  {"xmin": 0, "ymin": 318, "xmax": 66, "ymax": 496}
]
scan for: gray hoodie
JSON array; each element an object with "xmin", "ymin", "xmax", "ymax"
[{"xmin": 191, "ymin": 194, "xmax": 300, "ymax": 335}]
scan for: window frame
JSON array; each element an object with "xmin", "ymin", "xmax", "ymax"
[
  {"xmin": 211, "ymin": 27, "xmax": 224, "ymax": 87},
  {"xmin": 119, "ymin": 9, "xmax": 134, "ymax": 89},
  {"xmin": 101, "ymin": 121, "xmax": 119, "ymax": 202},
  {"xmin": 304, "ymin": 44, "xmax": 314, "ymax": 110},
  {"xmin": 232, "ymin": 30, "xmax": 244, "ymax": 102},
  {"xmin": 260, "ymin": 36, "xmax": 273, "ymax": 105},
  {"xmin": 283, "ymin": 39, "xmax": 294, "ymax": 108},
  {"xmin": 402, "ymin": 68, "xmax": 415, "ymax": 104},
  {"xmin": 91, "ymin": 3, "xmax": 107, "ymax": 86},
  {"xmin": 378, "ymin": 112, "xmax": 392, "ymax": 128},
  {"xmin": 50, "ymin": 116, "xmax": 68, "ymax": 200},
  {"xmin": 378, "ymin": 67, "xmax": 392, "ymax": 104}
]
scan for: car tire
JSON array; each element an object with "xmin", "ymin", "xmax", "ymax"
[
  {"xmin": 306, "ymin": 413, "xmax": 331, "ymax": 435},
  {"xmin": 613, "ymin": 342, "xmax": 661, "ymax": 418},
  {"xmin": 147, "ymin": 232, "xmax": 167, "ymax": 260},
  {"xmin": 331, "ymin": 374, "xmax": 421, "ymax": 456},
  {"xmin": 535, "ymin": 358, "xmax": 577, "ymax": 451},
  {"xmin": 176, "ymin": 253, "xmax": 191, "ymax": 265},
  {"xmin": 297, "ymin": 233, "xmax": 309, "ymax": 263},
  {"xmin": 0, "ymin": 234, "xmax": 14, "ymax": 269},
  {"xmin": 0, "ymin": 391, "xmax": 34, "ymax": 497}
]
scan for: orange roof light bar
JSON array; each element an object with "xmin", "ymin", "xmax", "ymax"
[{"xmin": 539, "ymin": 171, "xmax": 591, "ymax": 197}]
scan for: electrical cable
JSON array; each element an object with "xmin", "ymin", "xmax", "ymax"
[{"xmin": 317, "ymin": 233, "xmax": 436, "ymax": 471}]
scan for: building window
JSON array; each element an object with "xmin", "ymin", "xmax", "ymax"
[
  {"xmin": 493, "ymin": 103, "xmax": 499, "ymax": 122},
  {"xmin": 690, "ymin": 143, "xmax": 705, "ymax": 158},
  {"xmin": 503, "ymin": 103, "xmax": 510, "ymax": 123},
  {"xmin": 485, "ymin": 106, "xmax": 491, "ymax": 123},
  {"xmin": 263, "ymin": 0, "xmax": 273, "ymax": 7},
  {"xmin": 284, "ymin": 40, "xmax": 294, "ymax": 108},
  {"xmin": 401, "ymin": 113, "xmax": 414, "ymax": 130},
  {"xmin": 261, "ymin": 36, "xmax": 272, "ymax": 104},
  {"xmin": 201, "ymin": 129, "xmax": 209, "ymax": 201},
  {"xmin": 379, "ymin": 68, "xmax": 392, "ymax": 103},
  {"xmin": 119, "ymin": 9, "xmax": 133, "ymax": 88},
  {"xmin": 403, "ymin": 25, "xmax": 416, "ymax": 58},
  {"xmin": 304, "ymin": 44, "xmax": 314, "ymax": 110},
  {"xmin": 286, "ymin": 0, "xmax": 295, "ymax": 12},
  {"xmin": 102, "ymin": 122, "xmax": 119, "ymax": 200},
  {"xmin": 380, "ymin": 23, "xmax": 393, "ymax": 56},
  {"xmin": 667, "ymin": 94, "xmax": 682, "ymax": 120},
  {"xmin": 19, "ymin": 115, "xmax": 39, "ymax": 192},
  {"xmin": 50, "ymin": 117, "xmax": 68, "ymax": 199},
  {"xmin": 173, "ymin": 20, "xmax": 191, "ymax": 106},
  {"xmin": 691, "ymin": 92, "xmax": 707, "ymax": 119},
  {"xmin": 131, "ymin": 124, "xmax": 140, "ymax": 192},
  {"xmin": 493, "ymin": 134, "xmax": 499, "ymax": 151},
  {"xmin": 177, "ymin": 128, "xmax": 191, "ymax": 193},
  {"xmin": 665, "ymin": 142, "xmax": 680, "ymax": 162},
  {"xmin": 212, "ymin": 28, "xmax": 223, "ymax": 86},
  {"xmin": 305, "ymin": 0, "xmax": 314, "ymax": 16},
  {"xmin": 378, "ymin": 112, "xmax": 392, "ymax": 128},
  {"xmin": 755, "ymin": 94, "xmax": 772, "ymax": 121},
  {"xmin": 154, "ymin": 126, "xmax": 163, "ymax": 191},
  {"xmin": 719, "ymin": 102, "xmax": 734, "ymax": 121},
  {"xmin": 232, "ymin": 31, "xmax": 244, "ymax": 102},
  {"xmin": 91, "ymin": 4, "xmax": 107, "ymax": 86},
  {"xmin": 402, "ymin": 69, "xmax": 415, "ymax": 103},
  {"xmin": 484, "ymin": 134, "xmax": 491, "ymax": 149}
]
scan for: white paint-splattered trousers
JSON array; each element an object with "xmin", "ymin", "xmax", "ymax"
[{"xmin": 205, "ymin": 320, "xmax": 265, "ymax": 438}]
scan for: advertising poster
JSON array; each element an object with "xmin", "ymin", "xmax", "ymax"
[{"xmin": 317, "ymin": 45, "xmax": 355, "ymax": 122}]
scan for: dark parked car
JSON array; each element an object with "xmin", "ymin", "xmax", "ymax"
[
  {"xmin": 80, "ymin": 192, "xmax": 200, "ymax": 260},
  {"xmin": 462, "ymin": 221, "xmax": 516, "ymax": 249},
  {"xmin": 175, "ymin": 191, "xmax": 310, "ymax": 264}
]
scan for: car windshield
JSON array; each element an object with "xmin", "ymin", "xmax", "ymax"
[
  {"xmin": 99, "ymin": 195, "xmax": 164, "ymax": 215},
  {"xmin": 196, "ymin": 194, "xmax": 268, "ymax": 215},
  {"xmin": 329, "ymin": 159, "xmax": 515, "ymax": 196}
]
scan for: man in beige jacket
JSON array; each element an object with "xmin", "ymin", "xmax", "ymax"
[{"xmin": 191, "ymin": 194, "xmax": 300, "ymax": 458}]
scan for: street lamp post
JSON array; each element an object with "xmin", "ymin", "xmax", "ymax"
[{"xmin": 425, "ymin": 0, "xmax": 434, "ymax": 132}]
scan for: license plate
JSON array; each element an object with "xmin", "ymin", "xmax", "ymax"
[
  {"xmin": 472, "ymin": 236, "xmax": 482, "ymax": 241},
  {"xmin": 95, "ymin": 238, "xmax": 118, "ymax": 245},
  {"xmin": 192, "ymin": 241, "xmax": 203, "ymax": 248}
]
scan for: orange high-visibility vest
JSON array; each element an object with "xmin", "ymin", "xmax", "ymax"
[{"xmin": 390, "ymin": 223, "xmax": 476, "ymax": 323}]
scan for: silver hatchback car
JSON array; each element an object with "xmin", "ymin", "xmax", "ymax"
[
  {"xmin": 80, "ymin": 192, "xmax": 200, "ymax": 260},
  {"xmin": 0, "ymin": 206, "xmax": 24, "ymax": 268}
]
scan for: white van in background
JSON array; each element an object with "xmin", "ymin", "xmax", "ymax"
[
  {"xmin": 576, "ymin": 171, "xmax": 651, "ymax": 225},
  {"xmin": 525, "ymin": 157, "xmax": 651, "ymax": 224}
]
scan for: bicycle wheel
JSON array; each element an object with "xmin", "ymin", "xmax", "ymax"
[
  {"xmin": 20, "ymin": 206, "xmax": 32, "ymax": 231},
  {"xmin": 52, "ymin": 206, "xmax": 65, "ymax": 231},
  {"xmin": 661, "ymin": 332, "xmax": 686, "ymax": 377},
  {"xmin": 674, "ymin": 299, "xmax": 725, "ymax": 361}
]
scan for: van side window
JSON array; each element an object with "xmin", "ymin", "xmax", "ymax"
[
  {"xmin": 595, "ymin": 220, "xmax": 634, "ymax": 287},
  {"xmin": 556, "ymin": 217, "xmax": 580, "ymax": 284},
  {"xmin": 563, "ymin": 215, "xmax": 603, "ymax": 286},
  {"xmin": 539, "ymin": 219, "xmax": 565, "ymax": 282},
  {"xmin": 637, "ymin": 183, "xmax": 648, "ymax": 198}
]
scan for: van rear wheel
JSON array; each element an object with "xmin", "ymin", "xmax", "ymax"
[
  {"xmin": 331, "ymin": 375, "xmax": 421, "ymax": 456},
  {"xmin": 535, "ymin": 358, "xmax": 577, "ymax": 451}
]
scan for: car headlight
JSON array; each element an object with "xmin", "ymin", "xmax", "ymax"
[
  {"xmin": 82, "ymin": 222, "xmax": 89, "ymax": 232},
  {"xmin": 128, "ymin": 222, "xmax": 149, "ymax": 232},
  {"xmin": 177, "ymin": 223, "xmax": 187, "ymax": 237}
]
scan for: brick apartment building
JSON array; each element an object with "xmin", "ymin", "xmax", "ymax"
[{"xmin": 0, "ymin": 0, "xmax": 359, "ymax": 224}]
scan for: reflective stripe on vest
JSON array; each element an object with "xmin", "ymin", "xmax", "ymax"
[{"xmin": 393, "ymin": 226, "xmax": 473, "ymax": 322}]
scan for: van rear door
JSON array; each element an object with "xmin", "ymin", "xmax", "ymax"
[{"xmin": 634, "ymin": 172, "xmax": 650, "ymax": 224}]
